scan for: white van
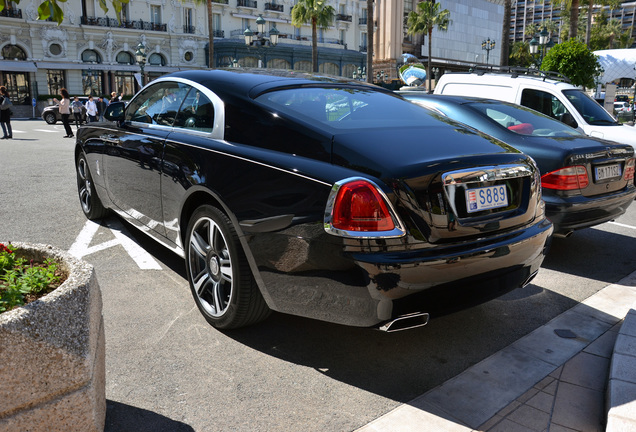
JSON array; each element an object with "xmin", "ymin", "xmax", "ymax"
[{"xmin": 434, "ymin": 70, "xmax": 636, "ymax": 150}]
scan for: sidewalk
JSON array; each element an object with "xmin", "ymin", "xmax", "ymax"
[{"xmin": 357, "ymin": 270, "xmax": 636, "ymax": 432}]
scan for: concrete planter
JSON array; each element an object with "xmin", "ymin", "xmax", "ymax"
[{"xmin": 0, "ymin": 242, "xmax": 105, "ymax": 432}]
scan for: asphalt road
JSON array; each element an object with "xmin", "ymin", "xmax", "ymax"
[{"xmin": 1, "ymin": 119, "xmax": 635, "ymax": 431}]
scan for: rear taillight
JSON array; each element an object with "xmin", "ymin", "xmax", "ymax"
[
  {"xmin": 332, "ymin": 180, "xmax": 395, "ymax": 231},
  {"xmin": 541, "ymin": 166, "xmax": 589, "ymax": 190},
  {"xmin": 625, "ymin": 158, "xmax": 635, "ymax": 182}
]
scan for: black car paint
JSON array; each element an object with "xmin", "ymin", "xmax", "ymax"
[
  {"xmin": 76, "ymin": 70, "xmax": 553, "ymax": 328},
  {"xmin": 400, "ymin": 92, "xmax": 636, "ymax": 235}
]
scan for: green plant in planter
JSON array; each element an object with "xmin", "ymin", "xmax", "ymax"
[{"xmin": 0, "ymin": 243, "xmax": 63, "ymax": 312}]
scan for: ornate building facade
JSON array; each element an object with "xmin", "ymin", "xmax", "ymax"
[{"xmin": 0, "ymin": 0, "xmax": 368, "ymax": 111}]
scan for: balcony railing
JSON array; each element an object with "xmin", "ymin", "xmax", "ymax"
[
  {"xmin": 81, "ymin": 16, "xmax": 167, "ymax": 32},
  {"xmin": 265, "ymin": 2, "xmax": 283, "ymax": 12},
  {"xmin": 213, "ymin": 30, "xmax": 225, "ymax": 37},
  {"xmin": 358, "ymin": 17, "xmax": 367, "ymax": 25},
  {"xmin": 0, "ymin": 8, "xmax": 22, "ymax": 18},
  {"xmin": 336, "ymin": 14, "xmax": 352, "ymax": 22},
  {"xmin": 237, "ymin": 0, "xmax": 257, "ymax": 8},
  {"xmin": 184, "ymin": 25, "xmax": 196, "ymax": 34},
  {"xmin": 359, "ymin": 45, "xmax": 367, "ymax": 52},
  {"xmin": 211, "ymin": 0, "xmax": 229, "ymax": 3}
]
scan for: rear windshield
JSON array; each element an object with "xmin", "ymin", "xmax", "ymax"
[
  {"xmin": 467, "ymin": 100, "xmax": 583, "ymax": 137},
  {"xmin": 255, "ymin": 87, "xmax": 441, "ymax": 130}
]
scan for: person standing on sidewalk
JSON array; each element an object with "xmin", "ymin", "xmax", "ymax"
[
  {"xmin": 0, "ymin": 86, "xmax": 12, "ymax": 139},
  {"xmin": 71, "ymin": 96, "xmax": 83, "ymax": 127},
  {"xmin": 53, "ymin": 88, "xmax": 73, "ymax": 138},
  {"xmin": 96, "ymin": 96, "xmax": 107, "ymax": 121},
  {"xmin": 85, "ymin": 96, "xmax": 97, "ymax": 123}
]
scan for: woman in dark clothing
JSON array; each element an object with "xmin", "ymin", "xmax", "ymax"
[
  {"xmin": 0, "ymin": 86, "xmax": 12, "ymax": 139},
  {"xmin": 53, "ymin": 88, "xmax": 73, "ymax": 138}
]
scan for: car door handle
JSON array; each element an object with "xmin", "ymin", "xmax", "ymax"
[{"xmin": 101, "ymin": 134, "xmax": 120, "ymax": 145}]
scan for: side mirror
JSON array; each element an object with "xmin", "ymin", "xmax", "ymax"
[
  {"xmin": 104, "ymin": 102, "xmax": 125, "ymax": 122},
  {"xmin": 560, "ymin": 112, "xmax": 578, "ymax": 129}
]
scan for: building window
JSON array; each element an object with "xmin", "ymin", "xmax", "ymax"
[
  {"xmin": 82, "ymin": 69, "xmax": 103, "ymax": 96},
  {"xmin": 151, "ymin": 5, "xmax": 162, "ymax": 25},
  {"xmin": 149, "ymin": 53, "xmax": 166, "ymax": 66},
  {"xmin": 184, "ymin": 8, "xmax": 194, "ymax": 33},
  {"xmin": 116, "ymin": 51, "xmax": 134, "ymax": 65},
  {"xmin": 121, "ymin": 3, "xmax": 129, "ymax": 22},
  {"xmin": 1, "ymin": 44, "xmax": 27, "ymax": 60},
  {"xmin": 213, "ymin": 13, "xmax": 221, "ymax": 34},
  {"xmin": 46, "ymin": 69, "xmax": 65, "ymax": 95},
  {"xmin": 115, "ymin": 71, "xmax": 135, "ymax": 97},
  {"xmin": 49, "ymin": 43, "xmax": 62, "ymax": 56},
  {"xmin": 184, "ymin": 51, "xmax": 194, "ymax": 62},
  {"xmin": 81, "ymin": 49, "xmax": 102, "ymax": 63}
]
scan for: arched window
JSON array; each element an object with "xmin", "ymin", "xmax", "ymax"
[
  {"xmin": 319, "ymin": 62, "xmax": 339, "ymax": 75},
  {"xmin": 268, "ymin": 58, "xmax": 290, "ymax": 69},
  {"xmin": 342, "ymin": 64, "xmax": 358, "ymax": 79},
  {"xmin": 1, "ymin": 44, "xmax": 27, "ymax": 60},
  {"xmin": 81, "ymin": 49, "xmax": 102, "ymax": 63},
  {"xmin": 148, "ymin": 53, "xmax": 166, "ymax": 66},
  {"xmin": 116, "ymin": 51, "xmax": 134, "ymax": 65},
  {"xmin": 293, "ymin": 61, "xmax": 312, "ymax": 72}
]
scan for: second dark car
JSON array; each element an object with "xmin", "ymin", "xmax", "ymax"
[
  {"xmin": 75, "ymin": 69, "xmax": 553, "ymax": 331},
  {"xmin": 400, "ymin": 92, "xmax": 636, "ymax": 236},
  {"xmin": 41, "ymin": 96, "xmax": 88, "ymax": 125}
]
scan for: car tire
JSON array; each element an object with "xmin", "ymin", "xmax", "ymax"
[
  {"xmin": 185, "ymin": 205, "xmax": 270, "ymax": 330},
  {"xmin": 44, "ymin": 113, "xmax": 57, "ymax": 124},
  {"xmin": 76, "ymin": 152, "xmax": 108, "ymax": 220}
]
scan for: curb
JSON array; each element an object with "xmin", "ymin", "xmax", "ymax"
[{"xmin": 607, "ymin": 302, "xmax": 636, "ymax": 431}]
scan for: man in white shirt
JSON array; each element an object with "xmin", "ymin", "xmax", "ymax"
[{"xmin": 86, "ymin": 96, "xmax": 98, "ymax": 122}]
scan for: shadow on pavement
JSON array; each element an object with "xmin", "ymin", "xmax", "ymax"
[{"xmin": 105, "ymin": 400, "xmax": 194, "ymax": 432}]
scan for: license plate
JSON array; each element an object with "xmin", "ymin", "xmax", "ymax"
[
  {"xmin": 466, "ymin": 185, "xmax": 508, "ymax": 213},
  {"xmin": 595, "ymin": 164, "xmax": 621, "ymax": 181}
]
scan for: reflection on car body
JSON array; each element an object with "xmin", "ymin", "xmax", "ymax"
[
  {"xmin": 400, "ymin": 92, "xmax": 636, "ymax": 237},
  {"xmin": 75, "ymin": 69, "xmax": 553, "ymax": 331}
]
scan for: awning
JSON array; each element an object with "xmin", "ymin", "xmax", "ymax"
[{"xmin": 0, "ymin": 60, "xmax": 37, "ymax": 72}]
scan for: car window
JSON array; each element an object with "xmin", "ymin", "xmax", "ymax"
[
  {"xmin": 467, "ymin": 101, "xmax": 582, "ymax": 137},
  {"xmin": 562, "ymin": 89, "xmax": 617, "ymax": 125},
  {"xmin": 126, "ymin": 82, "xmax": 189, "ymax": 127},
  {"xmin": 174, "ymin": 88, "xmax": 215, "ymax": 133},
  {"xmin": 255, "ymin": 87, "xmax": 438, "ymax": 130},
  {"xmin": 520, "ymin": 88, "xmax": 570, "ymax": 121}
]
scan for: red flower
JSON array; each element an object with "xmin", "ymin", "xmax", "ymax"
[{"xmin": 0, "ymin": 243, "xmax": 14, "ymax": 254}]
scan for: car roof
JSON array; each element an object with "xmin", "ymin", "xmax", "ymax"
[
  {"xmin": 436, "ymin": 71, "xmax": 580, "ymax": 92},
  {"xmin": 399, "ymin": 91, "xmax": 522, "ymax": 107},
  {"xmin": 165, "ymin": 68, "xmax": 390, "ymax": 99}
]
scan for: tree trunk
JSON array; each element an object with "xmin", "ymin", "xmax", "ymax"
[
  {"xmin": 312, "ymin": 17, "xmax": 319, "ymax": 72},
  {"xmin": 207, "ymin": 0, "xmax": 214, "ymax": 68},
  {"xmin": 501, "ymin": 0, "xmax": 511, "ymax": 66},
  {"xmin": 569, "ymin": 0, "xmax": 580, "ymax": 39},
  {"xmin": 366, "ymin": 0, "xmax": 374, "ymax": 83},
  {"xmin": 428, "ymin": 28, "xmax": 432, "ymax": 92},
  {"xmin": 585, "ymin": 0, "xmax": 592, "ymax": 46}
]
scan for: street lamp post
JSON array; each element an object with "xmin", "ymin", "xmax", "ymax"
[
  {"xmin": 352, "ymin": 66, "xmax": 366, "ymax": 81},
  {"xmin": 482, "ymin": 38, "xmax": 495, "ymax": 65},
  {"xmin": 135, "ymin": 42, "xmax": 147, "ymax": 86},
  {"xmin": 244, "ymin": 14, "xmax": 279, "ymax": 68},
  {"xmin": 375, "ymin": 69, "xmax": 388, "ymax": 83},
  {"xmin": 529, "ymin": 27, "xmax": 554, "ymax": 68}
]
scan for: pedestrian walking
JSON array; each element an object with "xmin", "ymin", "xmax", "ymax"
[
  {"xmin": 96, "ymin": 96, "xmax": 107, "ymax": 121},
  {"xmin": 110, "ymin": 91, "xmax": 118, "ymax": 104},
  {"xmin": 71, "ymin": 96, "xmax": 83, "ymax": 127},
  {"xmin": 86, "ymin": 96, "xmax": 97, "ymax": 122},
  {"xmin": 53, "ymin": 88, "xmax": 73, "ymax": 138},
  {"xmin": 0, "ymin": 86, "xmax": 12, "ymax": 139}
]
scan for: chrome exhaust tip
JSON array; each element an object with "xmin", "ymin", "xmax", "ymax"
[
  {"xmin": 553, "ymin": 230, "xmax": 574, "ymax": 239},
  {"xmin": 521, "ymin": 270, "xmax": 539, "ymax": 288},
  {"xmin": 378, "ymin": 312, "xmax": 430, "ymax": 332}
]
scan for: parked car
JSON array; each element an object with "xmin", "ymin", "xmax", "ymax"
[
  {"xmin": 42, "ymin": 97, "xmax": 87, "ymax": 124},
  {"xmin": 399, "ymin": 92, "xmax": 636, "ymax": 237},
  {"xmin": 433, "ymin": 69, "xmax": 636, "ymax": 151},
  {"xmin": 614, "ymin": 101, "xmax": 631, "ymax": 113},
  {"xmin": 75, "ymin": 69, "xmax": 552, "ymax": 331},
  {"xmin": 615, "ymin": 95, "xmax": 630, "ymax": 103}
]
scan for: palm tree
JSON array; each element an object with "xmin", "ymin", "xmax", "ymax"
[
  {"xmin": 406, "ymin": 0, "xmax": 451, "ymax": 92},
  {"xmin": 366, "ymin": 0, "xmax": 373, "ymax": 83},
  {"xmin": 584, "ymin": 0, "xmax": 622, "ymax": 46},
  {"xmin": 501, "ymin": 0, "xmax": 512, "ymax": 66},
  {"xmin": 291, "ymin": 0, "xmax": 336, "ymax": 73}
]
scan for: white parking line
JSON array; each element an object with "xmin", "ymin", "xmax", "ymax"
[
  {"xmin": 609, "ymin": 221, "xmax": 636, "ymax": 230},
  {"xmin": 33, "ymin": 129, "xmax": 60, "ymax": 133}
]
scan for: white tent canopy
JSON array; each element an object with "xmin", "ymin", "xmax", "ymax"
[{"xmin": 594, "ymin": 49, "xmax": 636, "ymax": 84}]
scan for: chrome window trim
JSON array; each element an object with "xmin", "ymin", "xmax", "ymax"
[{"xmin": 324, "ymin": 176, "xmax": 406, "ymax": 239}]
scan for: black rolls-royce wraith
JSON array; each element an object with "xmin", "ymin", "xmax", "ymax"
[{"xmin": 75, "ymin": 69, "xmax": 553, "ymax": 331}]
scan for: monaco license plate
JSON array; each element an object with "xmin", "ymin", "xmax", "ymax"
[
  {"xmin": 466, "ymin": 185, "xmax": 508, "ymax": 213},
  {"xmin": 595, "ymin": 164, "xmax": 621, "ymax": 181}
]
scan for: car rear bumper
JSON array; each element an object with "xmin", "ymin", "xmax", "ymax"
[
  {"xmin": 544, "ymin": 185, "xmax": 636, "ymax": 234},
  {"xmin": 248, "ymin": 217, "xmax": 553, "ymax": 328}
]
